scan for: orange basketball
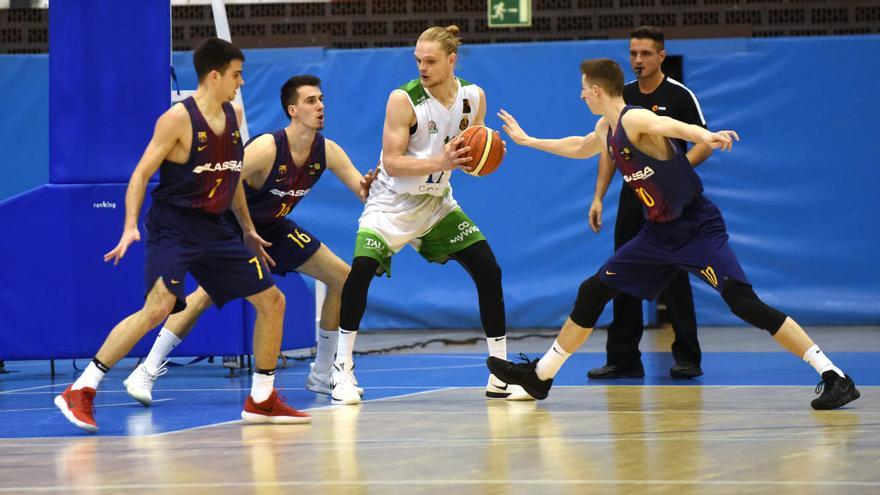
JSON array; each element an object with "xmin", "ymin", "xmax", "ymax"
[{"xmin": 458, "ymin": 125, "xmax": 505, "ymax": 177}]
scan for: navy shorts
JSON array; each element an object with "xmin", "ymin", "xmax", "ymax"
[
  {"xmin": 254, "ymin": 218, "xmax": 322, "ymax": 276},
  {"xmin": 145, "ymin": 202, "xmax": 275, "ymax": 313},
  {"xmin": 598, "ymin": 195, "xmax": 749, "ymax": 300}
]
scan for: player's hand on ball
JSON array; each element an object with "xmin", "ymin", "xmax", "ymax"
[
  {"xmin": 497, "ymin": 109, "xmax": 531, "ymax": 145},
  {"xmin": 440, "ymin": 136, "xmax": 472, "ymax": 171},
  {"xmin": 104, "ymin": 227, "xmax": 141, "ymax": 265}
]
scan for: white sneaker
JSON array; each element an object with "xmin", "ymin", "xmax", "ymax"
[
  {"xmin": 486, "ymin": 373, "xmax": 535, "ymax": 401},
  {"xmin": 307, "ymin": 362, "xmax": 363, "ymax": 396},
  {"xmin": 331, "ymin": 362, "xmax": 363, "ymax": 405},
  {"xmin": 124, "ymin": 362, "xmax": 167, "ymax": 407}
]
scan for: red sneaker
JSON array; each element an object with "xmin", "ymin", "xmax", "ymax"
[
  {"xmin": 241, "ymin": 389, "xmax": 311, "ymax": 424},
  {"xmin": 54, "ymin": 385, "xmax": 98, "ymax": 433}
]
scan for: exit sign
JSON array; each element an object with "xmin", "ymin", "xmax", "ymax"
[{"xmin": 488, "ymin": 0, "xmax": 532, "ymax": 28}]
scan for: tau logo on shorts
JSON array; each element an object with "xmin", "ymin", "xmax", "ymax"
[
  {"xmin": 364, "ymin": 238, "xmax": 384, "ymax": 251},
  {"xmin": 459, "ymin": 116, "xmax": 469, "ymax": 131},
  {"xmin": 428, "ymin": 120, "xmax": 438, "ymax": 134},
  {"xmin": 198, "ymin": 131, "xmax": 207, "ymax": 143}
]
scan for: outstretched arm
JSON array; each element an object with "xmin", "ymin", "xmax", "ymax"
[
  {"xmin": 624, "ymin": 108, "xmax": 739, "ymax": 151},
  {"xmin": 326, "ymin": 138, "xmax": 376, "ymax": 202},
  {"xmin": 381, "ymin": 90, "xmax": 472, "ymax": 177},
  {"xmin": 497, "ymin": 109, "xmax": 604, "ymax": 159},
  {"xmin": 104, "ymin": 107, "xmax": 185, "ymax": 265}
]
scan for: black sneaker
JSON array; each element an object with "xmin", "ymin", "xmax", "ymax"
[
  {"xmin": 811, "ymin": 371, "xmax": 860, "ymax": 410},
  {"xmin": 669, "ymin": 362, "xmax": 703, "ymax": 379},
  {"xmin": 587, "ymin": 363, "xmax": 645, "ymax": 379},
  {"xmin": 486, "ymin": 355, "xmax": 553, "ymax": 400}
]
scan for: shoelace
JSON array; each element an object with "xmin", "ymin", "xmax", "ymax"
[
  {"xmin": 517, "ymin": 353, "xmax": 537, "ymax": 365},
  {"xmin": 333, "ymin": 364, "xmax": 357, "ymax": 386},
  {"xmin": 137, "ymin": 362, "xmax": 168, "ymax": 387},
  {"xmin": 71, "ymin": 389, "xmax": 96, "ymax": 417}
]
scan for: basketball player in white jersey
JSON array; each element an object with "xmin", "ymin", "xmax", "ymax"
[{"xmin": 330, "ymin": 25, "xmax": 532, "ymax": 404}]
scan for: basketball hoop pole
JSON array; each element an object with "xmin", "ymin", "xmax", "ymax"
[{"xmin": 210, "ymin": 0, "xmax": 250, "ymax": 143}]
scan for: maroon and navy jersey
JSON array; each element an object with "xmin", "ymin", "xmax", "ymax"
[
  {"xmin": 245, "ymin": 130, "xmax": 327, "ymax": 226},
  {"xmin": 607, "ymin": 106, "xmax": 704, "ymax": 223},
  {"xmin": 151, "ymin": 97, "xmax": 243, "ymax": 214}
]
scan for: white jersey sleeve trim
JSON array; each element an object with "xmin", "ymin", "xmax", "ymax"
[{"xmin": 666, "ymin": 77, "xmax": 706, "ymax": 126}]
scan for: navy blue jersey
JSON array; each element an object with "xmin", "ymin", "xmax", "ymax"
[
  {"xmin": 607, "ymin": 106, "xmax": 704, "ymax": 223},
  {"xmin": 152, "ymin": 97, "xmax": 243, "ymax": 214},
  {"xmin": 245, "ymin": 130, "xmax": 327, "ymax": 226}
]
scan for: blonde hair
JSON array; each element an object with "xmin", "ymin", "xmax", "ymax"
[{"xmin": 417, "ymin": 25, "xmax": 462, "ymax": 54}]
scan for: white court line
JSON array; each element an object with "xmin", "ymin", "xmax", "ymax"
[
  {"xmin": 8, "ymin": 383, "xmax": 878, "ymax": 396},
  {"xmin": 0, "ymin": 398, "xmax": 174, "ymax": 414},
  {"xmin": 1, "ymin": 478, "xmax": 878, "ymax": 492},
  {"xmin": 0, "ymin": 383, "xmax": 71, "ymax": 395},
  {"xmin": 149, "ymin": 386, "xmax": 457, "ymax": 437}
]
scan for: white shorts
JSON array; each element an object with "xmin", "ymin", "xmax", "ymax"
[{"xmin": 358, "ymin": 178, "xmax": 459, "ymax": 253}]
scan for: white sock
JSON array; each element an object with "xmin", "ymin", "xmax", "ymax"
[
  {"xmin": 250, "ymin": 371, "xmax": 275, "ymax": 403},
  {"xmin": 535, "ymin": 340, "xmax": 572, "ymax": 381},
  {"xmin": 802, "ymin": 345, "xmax": 844, "ymax": 378},
  {"xmin": 73, "ymin": 361, "xmax": 107, "ymax": 391},
  {"xmin": 487, "ymin": 335, "xmax": 507, "ymax": 360},
  {"xmin": 144, "ymin": 327, "xmax": 181, "ymax": 372},
  {"xmin": 314, "ymin": 329, "xmax": 338, "ymax": 373},
  {"xmin": 335, "ymin": 329, "xmax": 358, "ymax": 368}
]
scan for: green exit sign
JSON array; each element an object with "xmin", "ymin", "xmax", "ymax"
[{"xmin": 487, "ymin": 0, "xmax": 532, "ymax": 28}]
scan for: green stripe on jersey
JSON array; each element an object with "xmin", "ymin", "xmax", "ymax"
[
  {"xmin": 457, "ymin": 77, "xmax": 473, "ymax": 87},
  {"xmin": 399, "ymin": 78, "xmax": 428, "ymax": 106}
]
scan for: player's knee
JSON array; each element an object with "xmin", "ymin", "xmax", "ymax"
[
  {"xmin": 569, "ymin": 275, "xmax": 618, "ymax": 328},
  {"xmin": 456, "ymin": 241, "xmax": 502, "ymax": 286},
  {"xmin": 270, "ymin": 288, "xmax": 286, "ymax": 313},
  {"xmin": 144, "ymin": 299, "xmax": 175, "ymax": 328},
  {"xmin": 187, "ymin": 288, "xmax": 213, "ymax": 312},
  {"xmin": 252, "ymin": 287, "xmax": 285, "ymax": 315},
  {"xmin": 327, "ymin": 263, "xmax": 351, "ymax": 294},
  {"xmin": 721, "ymin": 280, "xmax": 787, "ymax": 334},
  {"xmin": 475, "ymin": 258, "xmax": 502, "ymax": 287}
]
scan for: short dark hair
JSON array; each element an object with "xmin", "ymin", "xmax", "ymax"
[
  {"xmin": 580, "ymin": 59, "xmax": 624, "ymax": 97},
  {"xmin": 193, "ymin": 38, "xmax": 245, "ymax": 82},
  {"xmin": 280, "ymin": 75, "xmax": 322, "ymax": 117},
  {"xmin": 630, "ymin": 25, "xmax": 665, "ymax": 50}
]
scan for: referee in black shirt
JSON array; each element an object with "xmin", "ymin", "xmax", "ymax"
[{"xmin": 587, "ymin": 26, "xmax": 713, "ymax": 379}]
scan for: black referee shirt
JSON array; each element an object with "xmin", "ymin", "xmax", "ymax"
[{"xmin": 623, "ymin": 75, "xmax": 707, "ymax": 154}]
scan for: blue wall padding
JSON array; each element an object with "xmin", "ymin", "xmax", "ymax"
[
  {"xmin": 49, "ymin": 1, "xmax": 170, "ymax": 184},
  {"xmin": 0, "ymin": 54, "xmax": 49, "ymax": 201},
  {"xmin": 3, "ymin": 36, "xmax": 879, "ymax": 343},
  {"xmin": 0, "ymin": 184, "xmax": 314, "ymax": 360}
]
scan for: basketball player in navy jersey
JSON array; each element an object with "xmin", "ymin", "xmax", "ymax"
[
  {"xmin": 588, "ymin": 26, "xmax": 709, "ymax": 380},
  {"xmin": 123, "ymin": 75, "xmax": 375, "ymax": 404},
  {"xmin": 54, "ymin": 38, "xmax": 310, "ymax": 433},
  {"xmin": 492, "ymin": 58, "xmax": 859, "ymax": 410}
]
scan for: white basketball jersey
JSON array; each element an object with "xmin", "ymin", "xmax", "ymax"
[{"xmin": 378, "ymin": 77, "xmax": 481, "ymax": 196}]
